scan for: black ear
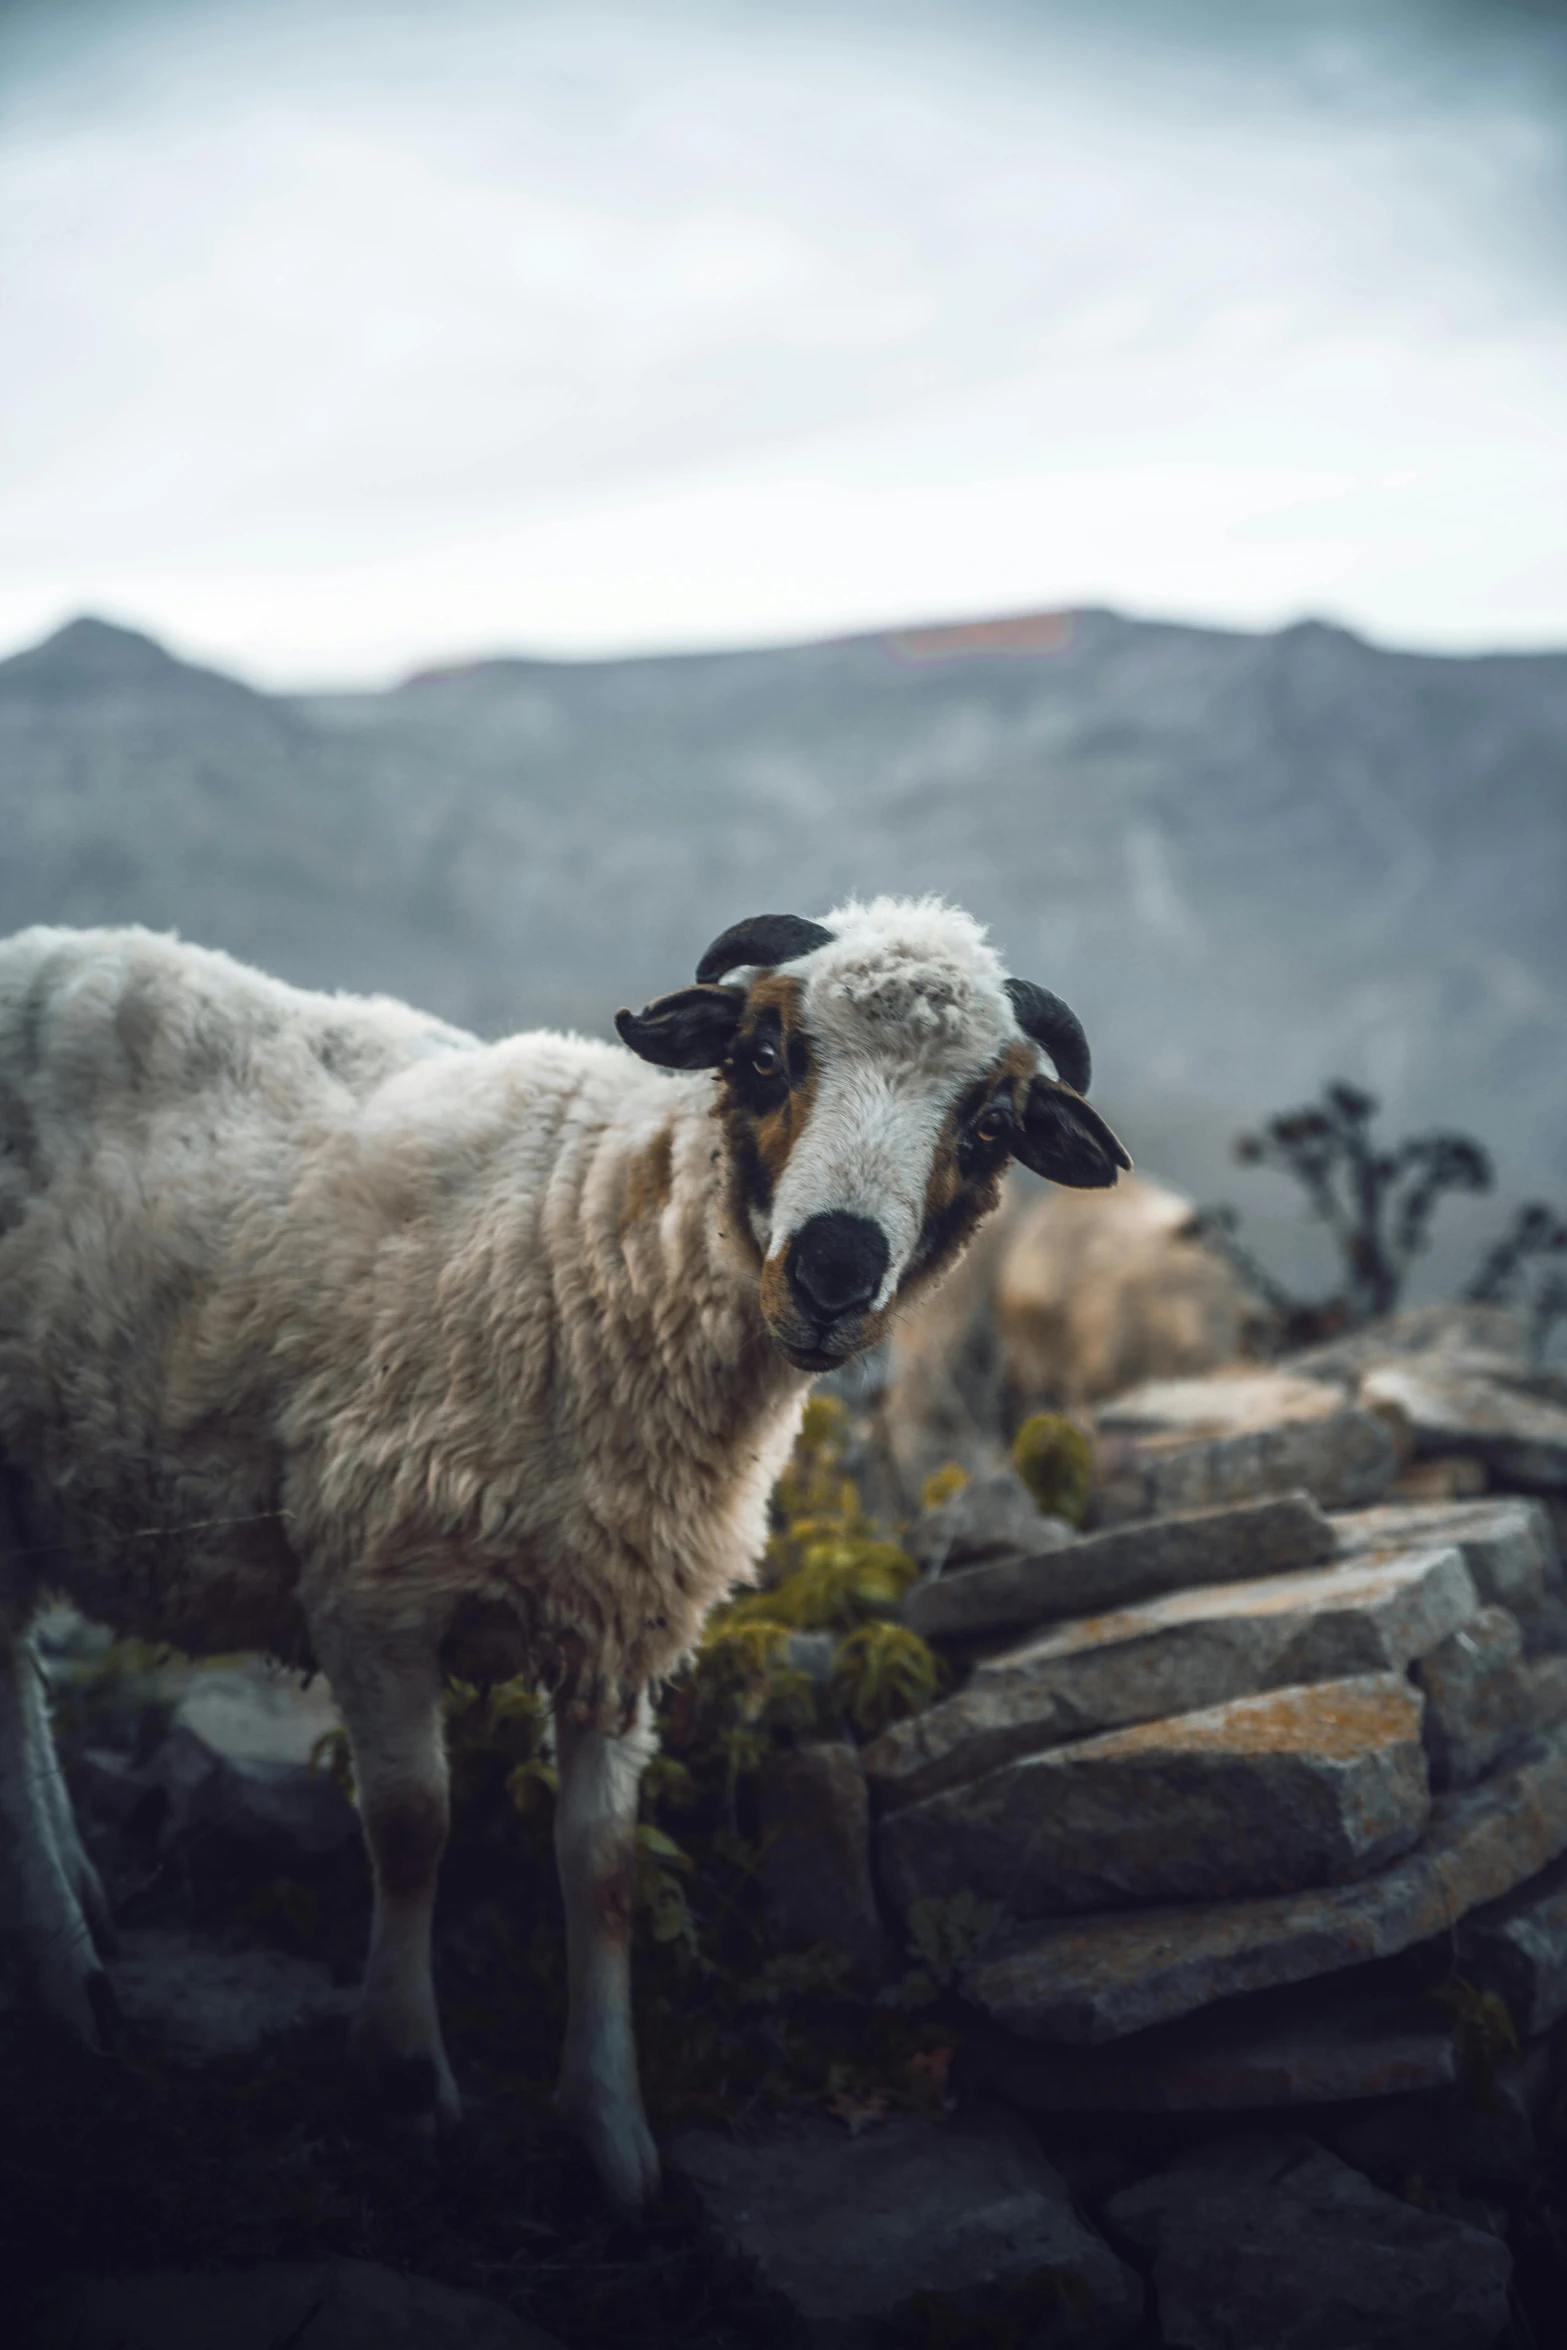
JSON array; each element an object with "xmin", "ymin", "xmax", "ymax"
[
  {"xmin": 615, "ymin": 986, "xmax": 746, "ymax": 1070},
  {"xmin": 1015, "ymin": 1077, "xmax": 1131, "ymax": 1188},
  {"xmin": 696, "ymin": 914, "xmax": 835, "ymax": 986}
]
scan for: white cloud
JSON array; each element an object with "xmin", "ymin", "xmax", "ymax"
[{"xmin": 1, "ymin": 0, "xmax": 1563, "ymax": 680}]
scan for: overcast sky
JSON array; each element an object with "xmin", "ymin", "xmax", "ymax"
[{"xmin": 2, "ymin": 0, "xmax": 1565, "ymax": 683}]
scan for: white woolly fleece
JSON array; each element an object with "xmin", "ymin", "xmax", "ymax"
[{"xmin": 786, "ymin": 895, "xmax": 1015, "ymax": 1072}]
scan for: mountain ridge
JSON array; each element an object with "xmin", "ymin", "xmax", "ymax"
[{"xmin": 2, "ymin": 606, "xmax": 1562, "ymax": 1290}]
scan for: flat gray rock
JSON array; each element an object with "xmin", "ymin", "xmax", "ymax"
[
  {"xmin": 963, "ymin": 1721, "xmax": 1567, "ymax": 2044},
  {"xmin": 902, "ymin": 1492, "xmax": 1334, "ymax": 1645},
  {"xmin": 671, "ymin": 2104, "xmax": 1142, "ymax": 2348},
  {"xmin": 113, "ymin": 1928, "xmax": 356, "ymax": 2059},
  {"xmin": 1104, "ymin": 2133, "xmax": 1510, "ymax": 2350},
  {"xmin": 1331, "ymin": 1494, "xmax": 1559, "ymax": 1613},
  {"xmin": 1097, "ymin": 1404, "xmax": 1397, "ymax": 1522},
  {"xmin": 158, "ymin": 1659, "xmax": 356, "ymax": 1858},
  {"xmin": 21, "ymin": 2260, "xmax": 559, "ymax": 2350},
  {"xmin": 1362, "ymin": 1361, "xmax": 1567, "ymax": 1491},
  {"xmin": 967, "ymin": 1980, "xmax": 1465, "ymax": 2112},
  {"xmin": 866, "ymin": 1545, "xmax": 1476, "ymax": 1811},
  {"xmin": 1460, "ymin": 1845, "xmax": 1567, "ymax": 2038},
  {"xmin": 879, "ymin": 1675, "xmax": 1429, "ymax": 1916}
]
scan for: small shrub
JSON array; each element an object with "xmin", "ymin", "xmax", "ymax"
[
  {"xmin": 1009, "ymin": 1413, "xmax": 1093, "ymax": 1525},
  {"xmin": 919, "ymin": 1463, "xmax": 970, "ymax": 1511},
  {"xmin": 1466, "ymin": 1201, "xmax": 1567, "ymax": 1366},
  {"xmin": 728, "ymin": 1537, "xmax": 919, "ymax": 1632},
  {"xmin": 1196, "ymin": 1080, "xmax": 1493, "ymax": 1341},
  {"xmin": 830, "ymin": 1622, "xmax": 947, "ymax": 1736}
]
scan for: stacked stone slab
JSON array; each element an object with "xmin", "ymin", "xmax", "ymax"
[
  {"xmin": 878, "ymin": 1473, "xmax": 1567, "ymax": 2096},
  {"xmin": 1290, "ymin": 1303, "xmax": 1567, "ymax": 1497},
  {"xmin": 1090, "ymin": 1368, "xmax": 1400, "ymax": 1523}
]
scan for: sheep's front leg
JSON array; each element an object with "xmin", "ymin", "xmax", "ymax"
[
  {"xmin": 315, "ymin": 1627, "xmax": 459, "ymax": 2132},
  {"xmin": 553, "ymin": 1692, "xmax": 660, "ymax": 2210}
]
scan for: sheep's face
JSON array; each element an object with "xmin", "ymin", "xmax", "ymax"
[{"xmin": 617, "ymin": 898, "xmax": 1130, "ymax": 1374}]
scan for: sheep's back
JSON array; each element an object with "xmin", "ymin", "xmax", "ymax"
[{"xmin": 0, "ymin": 926, "xmax": 480, "ymax": 1644}]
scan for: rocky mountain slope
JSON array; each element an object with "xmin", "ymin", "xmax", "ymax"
[{"xmin": 3, "ymin": 609, "xmax": 1563, "ymax": 1243}]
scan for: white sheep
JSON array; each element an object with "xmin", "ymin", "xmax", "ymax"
[{"xmin": 0, "ymin": 900, "xmax": 1127, "ymax": 2206}]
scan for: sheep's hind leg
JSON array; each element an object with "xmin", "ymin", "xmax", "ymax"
[
  {"xmin": 27, "ymin": 1638, "xmax": 115, "ymax": 1954},
  {"xmin": 314, "ymin": 1623, "xmax": 459, "ymax": 2133},
  {"xmin": 0, "ymin": 1625, "xmax": 117, "ymax": 2045},
  {"xmin": 553, "ymin": 1691, "xmax": 660, "ymax": 2211}
]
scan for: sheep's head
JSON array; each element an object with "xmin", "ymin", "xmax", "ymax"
[{"xmin": 616, "ymin": 898, "xmax": 1130, "ymax": 1373}]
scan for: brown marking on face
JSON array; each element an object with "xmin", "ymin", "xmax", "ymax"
[
  {"xmin": 899, "ymin": 1039, "xmax": 1036, "ymax": 1308},
  {"xmin": 364, "ymin": 1784, "xmax": 449, "ymax": 1904},
  {"xmin": 743, "ymin": 974, "xmax": 818, "ymax": 1185},
  {"xmin": 618, "ymin": 1122, "xmax": 675, "ymax": 1240},
  {"xmin": 718, "ymin": 971, "xmax": 819, "ymax": 1275}
]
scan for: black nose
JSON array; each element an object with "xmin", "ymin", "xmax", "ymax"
[{"xmin": 786, "ymin": 1213, "xmax": 890, "ymax": 1323}]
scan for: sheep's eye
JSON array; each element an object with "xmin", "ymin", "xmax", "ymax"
[
  {"xmin": 752, "ymin": 1042, "xmax": 781, "ymax": 1079},
  {"xmin": 974, "ymin": 1102, "xmax": 1012, "ymax": 1147}
]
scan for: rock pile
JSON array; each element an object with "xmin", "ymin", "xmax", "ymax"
[
  {"xmin": 675, "ymin": 1323, "xmax": 1567, "ymax": 2347},
  {"xmin": 867, "ymin": 1329, "xmax": 1567, "ymax": 2090}
]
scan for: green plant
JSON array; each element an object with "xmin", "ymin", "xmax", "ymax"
[
  {"xmin": 1009, "ymin": 1413, "xmax": 1093, "ymax": 1525},
  {"xmin": 879, "ymin": 1890, "xmax": 1003, "ymax": 2011},
  {"xmin": 831, "ymin": 1622, "xmax": 946, "ymax": 1736},
  {"xmin": 919, "ymin": 1463, "xmax": 969, "ymax": 1511}
]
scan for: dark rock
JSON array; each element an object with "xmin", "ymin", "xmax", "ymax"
[
  {"xmin": 74, "ymin": 1745, "xmax": 163, "ymax": 1831},
  {"xmin": 867, "ymin": 1546, "xmax": 1476, "ymax": 1812},
  {"xmin": 756, "ymin": 1743, "xmax": 895, "ymax": 1978},
  {"xmin": 21, "ymin": 2258, "xmax": 560, "ymax": 2349},
  {"xmin": 1333, "ymin": 2040, "xmax": 1553, "ymax": 2193},
  {"xmin": 963, "ymin": 1722, "xmax": 1567, "ymax": 2044},
  {"xmin": 967, "ymin": 1980, "xmax": 1465, "ymax": 2112},
  {"xmin": 157, "ymin": 1660, "xmax": 355, "ymax": 1858},
  {"xmin": 1459, "ymin": 1844, "xmax": 1567, "ymax": 2037},
  {"xmin": 670, "ymin": 2104, "xmax": 1143, "ymax": 2348},
  {"xmin": 879, "ymin": 1676, "xmax": 1429, "ymax": 1916},
  {"xmin": 1104, "ymin": 2132, "xmax": 1511, "ymax": 2350},
  {"xmin": 112, "ymin": 1927, "xmax": 356, "ymax": 2059},
  {"xmin": 901, "ymin": 1492, "xmax": 1334, "ymax": 1645},
  {"xmin": 1515, "ymin": 1587, "xmax": 1567, "ymax": 1656}
]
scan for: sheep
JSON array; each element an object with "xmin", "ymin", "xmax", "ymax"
[{"xmin": 0, "ymin": 899, "xmax": 1128, "ymax": 2207}]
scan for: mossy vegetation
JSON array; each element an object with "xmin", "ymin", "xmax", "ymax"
[{"xmin": 1008, "ymin": 1412, "xmax": 1094, "ymax": 1527}]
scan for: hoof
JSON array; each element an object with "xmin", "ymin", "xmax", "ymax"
[
  {"xmin": 38, "ymin": 1960, "xmax": 121, "ymax": 2053},
  {"xmin": 556, "ymin": 2085, "xmax": 661, "ymax": 2212},
  {"xmin": 358, "ymin": 2045, "xmax": 463, "ymax": 2134},
  {"xmin": 85, "ymin": 1968, "xmax": 122, "ymax": 2051}
]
